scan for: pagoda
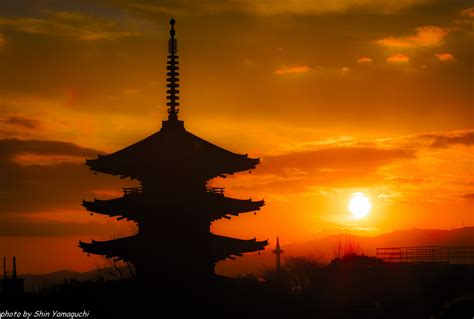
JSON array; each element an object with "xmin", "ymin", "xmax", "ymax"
[{"xmin": 79, "ymin": 19, "xmax": 267, "ymax": 281}]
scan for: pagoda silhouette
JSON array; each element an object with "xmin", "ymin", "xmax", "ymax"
[{"xmin": 79, "ymin": 19, "xmax": 268, "ymax": 283}]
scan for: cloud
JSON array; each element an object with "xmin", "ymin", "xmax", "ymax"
[
  {"xmin": 435, "ymin": 52, "xmax": 455, "ymax": 61},
  {"xmin": 429, "ymin": 131, "xmax": 474, "ymax": 148},
  {"xmin": 123, "ymin": 88, "xmax": 141, "ymax": 96},
  {"xmin": 0, "ymin": 115, "xmax": 43, "ymax": 130},
  {"xmin": 460, "ymin": 7, "xmax": 474, "ymax": 17},
  {"xmin": 0, "ymin": 13, "xmax": 138, "ymax": 41},
  {"xmin": 388, "ymin": 177, "xmax": 428, "ymax": 185},
  {"xmin": 357, "ymin": 57, "xmax": 373, "ymax": 63},
  {"xmin": 386, "ymin": 53, "xmax": 410, "ymax": 63},
  {"xmin": 0, "ymin": 138, "xmax": 130, "ymax": 215},
  {"xmin": 50, "ymin": 11, "xmax": 86, "ymax": 21},
  {"xmin": 0, "ymin": 138, "xmax": 136, "ymax": 240},
  {"xmin": 274, "ymin": 65, "xmax": 311, "ymax": 75},
  {"xmin": 128, "ymin": 0, "xmax": 433, "ymax": 16},
  {"xmin": 0, "ymin": 138, "xmax": 100, "ymax": 163},
  {"xmin": 0, "ymin": 214, "xmax": 121, "ymax": 237},
  {"xmin": 463, "ymin": 193, "xmax": 474, "ymax": 200},
  {"xmin": 259, "ymin": 146, "xmax": 415, "ymax": 176},
  {"xmin": 376, "ymin": 26, "xmax": 447, "ymax": 48}
]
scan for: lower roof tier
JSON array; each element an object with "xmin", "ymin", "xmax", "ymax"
[
  {"xmin": 86, "ymin": 122, "xmax": 259, "ymax": 180},
  {"xmin": 79, "ymin": 233, "xmax": 268, "ymax": 264},
  {"xmin": 82, "ymin": 192, "xmax": 264, "ymax": 223}
]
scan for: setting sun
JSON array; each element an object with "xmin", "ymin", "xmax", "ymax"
[{"xmin": 349, "ymin": 192, "xmax": 372, "ymax": 219}]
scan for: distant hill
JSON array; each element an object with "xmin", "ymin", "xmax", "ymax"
[
  {"xmin": 17, "ymin": 228, "xmax": 474, "ymax": 286},
  {"xmin": 20, "ymin": 267, "xmax": 131, "ymax": 292},
  {"xmin": 218, "ymin": 227, "xmax": 474, "ymax": 277}
]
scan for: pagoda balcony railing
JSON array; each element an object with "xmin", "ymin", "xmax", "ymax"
[
  {"xmin": 206, "ymin": 187, "xmax": 225, "ymax": 195},
  {"xmin": 123, "ymin": 187, "xmax": 143, "ymax": 195}
]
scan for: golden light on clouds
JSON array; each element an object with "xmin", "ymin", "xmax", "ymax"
[
  {"xmin": 435, "ymin": 53, "xmax": 455, "ymax": 62},
  {"xmin": 0, "ymin": 14, "xmax": 138, "ymax": 41},
  {"xmin": 131, "ymin": 0, "xmax": 437, "ymax": 16},
  {"xmin": 460, "ymin": 7, "xmax": 474, "ymax": 17},
  {"xmin": 274, "ymin": 65, "xmax": 311, "ymax": 75},
  {"xmin": 0, "ymin": 0, "xmax": 472, "ymax": 274},
  {"xmin": 357, "ymin": 57, "xmax": 373, "ymax": 63},
  {"xmin": 377, "ymin": 26, "xmax": 447, "ymax": 48},
  {"xmin": 386, "ymin": 53, "xmax": 410, "ymax": 63}
]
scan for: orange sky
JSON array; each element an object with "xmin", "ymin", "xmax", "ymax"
[{"xmin": 0, "ymin": 0, "xmax": 472, "ymax": 274}]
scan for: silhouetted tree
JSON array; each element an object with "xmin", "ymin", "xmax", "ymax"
[
  {"xmin": 333, "ymin": 236, "xmax": 363, "ymax": 258},
  {"xmin": 262, "ymin": 255, "xmax": 324, "ymax": 294}
]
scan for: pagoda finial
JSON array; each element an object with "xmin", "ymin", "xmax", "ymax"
[{"xmin": 166, "ymin": 18, "xmax": 179, "ymax": 121}]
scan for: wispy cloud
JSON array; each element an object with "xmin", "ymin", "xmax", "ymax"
[
  {"xmin": 129, "ymin": 0, "xmax": 434, "ymax": 16},
  {"xmin": 0, "ymin": 138, "xmax": 100, "ymax": 163},
  {"xmin": 0, "ymin": 138, "xmax": 121, "ymax": 215},
  {"xmin": 463, "ymin": 193, "xmax": 474, "ymax": 200},
  {"xmin": 259, "ymin": 146, "xmax": 415, "ymax": 176},
  {"xmin": 357, "ymin": 57, "xmax": 373, "ymax": 63},
  {"xmin": 274, "ymin": 65, "xmax": 311, "ymax": 75},
  {"xmin": 49, "ymin": 11, "xmax": 86, "ymax": 21},
  {"xmin": 0, "ymin": 115, "xmax": 43, "ymax": 130},
  {"xmin": 429, "ymin": 131, "xmax": 474, "ymax": 148},
  {"xmin": 460, "ymin": 7, "xmax": 474, "ymax": 17},
  {"xmin": 435, "ymin": 52, "xmax": 455, "ymax": 61},
  {"xmin": 386, "ymin": 53, "xmax": 410, "ymax": 63},
  {"xmin": 123, "ymin": 88, "xmax": 142, "ymax": 96},
  {"xmin": 376, "ymin": 26, "xmax": 447, "ymax": 48},
  {"xmin": 0, "ymin": 12, "xmax": 139, "ymax": 41}
]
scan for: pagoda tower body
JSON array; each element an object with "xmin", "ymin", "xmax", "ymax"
[{"xmin": 79, "ymin": 19, "xmax": 267, "ymax": 282}]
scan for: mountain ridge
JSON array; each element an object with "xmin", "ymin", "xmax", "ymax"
[
  {"xmin": 15, "ymin": 227, "xmax": 474, "ymax": 285},
  {"xmin": 218, "ymin": 227, "xmax": 474, "ymax": 276}
]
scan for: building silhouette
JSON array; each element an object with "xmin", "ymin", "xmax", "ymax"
[
  {"xmin": 79, "ymin": 19, "xmax": 268, "ymax": 282},
  {"xmin": 1, "ymin": 257, "xmax": 24, "ymax": 296},
  {"xmin": 272, "ymin": 237, "xmax": 284, "ymax": 276}
]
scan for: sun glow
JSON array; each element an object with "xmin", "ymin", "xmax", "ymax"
[{"xmin": 349, "ymin": 192, "xmax": 372, "ymax": 219}]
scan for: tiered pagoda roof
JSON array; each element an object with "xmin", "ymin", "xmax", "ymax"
[
  {"xmin": 80, "ymin": 234, "xmax": 267, "ymax": 264},
  {"xmin": 79, "ymin": 18, "xmax": 267, "ymax": 278},
  {"xmin": 85, "ymin": 124, "xmax": 260, "ymax": 180},
  {"xmin": 82, "ymin": 190, "xmax": 264, "ymax": 222}
]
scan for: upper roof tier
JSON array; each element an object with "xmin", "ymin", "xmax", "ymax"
[
  {"xmin": 82, "ymin": 191, "xmax": 264, "ymax": 223},
  {"xmin": 86, "ymin": 20, "xmax": 259, "ymax": 180},
  {"xmin": 86, "ymin": 121, "xmax": 260, "ymax": 180}
]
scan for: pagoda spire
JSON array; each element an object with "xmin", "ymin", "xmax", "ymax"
[{"xmin": 166, "ymin": 18, "xmax": 179, "ymax": 121}]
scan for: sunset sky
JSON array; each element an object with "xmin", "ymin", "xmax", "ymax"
[{"xmin": 0, "ymin": 0, "xmax": 472, "ymax": 274}]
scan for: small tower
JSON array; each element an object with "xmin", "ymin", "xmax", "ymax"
[{"xmin": 272, "ymin": 237, "xmax": 284, "ymax": 276}]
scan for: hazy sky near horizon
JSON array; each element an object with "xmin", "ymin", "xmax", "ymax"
[{"xmin": 0, "ymin": 0, "xmax": 472, "ymax": 273}]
